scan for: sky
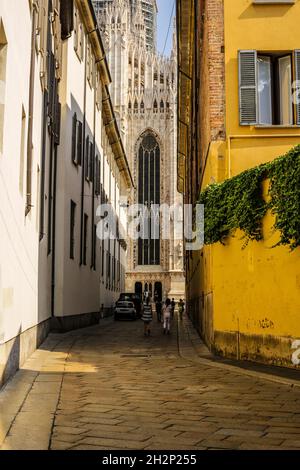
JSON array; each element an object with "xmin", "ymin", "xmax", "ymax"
[{"xmin": 156, "ymin": 0, "xmax": 175, "ymax": 56}]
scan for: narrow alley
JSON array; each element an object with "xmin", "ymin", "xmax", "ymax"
[{"xmin": 1, "ymin": 315, "xmax": 300, "ymax": 451}]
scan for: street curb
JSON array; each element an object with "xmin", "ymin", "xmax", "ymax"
[{"xmin": 177, "ymin": 314, "xmax": 300, "ymax": 389}]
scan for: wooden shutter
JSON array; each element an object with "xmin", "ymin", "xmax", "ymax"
[
  {"xmin": 74, "ymin": 7, "xmax": 78, "ymax": 52},
  {"xmin": 89, "ymin": 142, "xmax": 94, "ymax": 182},
  {"xmin": 95, "ymin": 157, "xmax": 100, "ymax": 196},
  {"xmin": 54, "ymin": 98, "xmax": 61, "ymax": 145},
  {"xmin": 85, "ymin": 136, "xmax": 90, "ymax": 179},
  {"xmin": 238, "ymin": 50, "xmax": 258, "ymax": 125},
  {"xmin": 60, "ymin": 0, "xmax": 74, "ymax": 40},
  {"xmin": 295, "ymin": 50, "xmax": 300, "ymax": 125},
  {"xmin": 71, "ymin": 113, "xmax": 77, "ymax": 163},
  {"xmin": 77, "ymin": 120, "xmax": 82, "ymax": 165}
]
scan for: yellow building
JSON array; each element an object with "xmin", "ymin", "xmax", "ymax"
[{"xmin": 178, "ymin": 0, "xmax": 300, "ymax": 368}]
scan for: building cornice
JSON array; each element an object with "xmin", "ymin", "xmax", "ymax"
[{"xmin": 77, "ymin": 0, "xmax": 134, "ymax": 189}]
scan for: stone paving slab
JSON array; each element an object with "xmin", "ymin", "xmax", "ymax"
[{"xmin": 1, "ymin": 315, "xmax": 300, "ymax": 450}]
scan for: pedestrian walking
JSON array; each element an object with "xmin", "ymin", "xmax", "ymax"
[
  {"xmin": 162, "ymin": 298, "xmax": 172, "ymax": 335},
  {"xmin": 155, "ymin": 299, "xmax": 162, "ymax": 322},
  {"xmin": 141, "ymin": 297, "xmax": 153, "ymax": 337},
  {"xmin": 178, "ymin": 299, "xmax": 185, "ymax": 321},
  {"xmin": 171, "ymin": 298, "xmax": 176, "ymax": 319}
]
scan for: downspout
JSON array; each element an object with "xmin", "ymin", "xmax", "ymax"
[
  {"xmin": 25, "ymin": 2, "xmax": 38, "ymax": 216},
  {"xmin": 39, "ymin": 0, "xmax": 51, "ymax": 239},
  {"xmin": 51, "ymin": 143, "xmax": 58, "ymax": 317},
  {"xmin": 80, "ymin": 38, "xmax": 88, "ymax": 265},
  {"xmin": 91, "ymin": 68, "xmax": 96, "ymax": 269}
]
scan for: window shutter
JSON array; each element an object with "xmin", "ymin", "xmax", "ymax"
[
  {"xmin": 71, "ymin": 113, "xmax": 77, "ymax": 163},
  {"xmin": 89, "ymin": 142, "xmax": 94, "ymax": 182},
  {"xmin": 77, "ymin": 120, "xmax": 82, "ymax": 165},
  {"xmin": 238, "ymin": 50, "xmax": 258, "ymax": 125},
  {"xmin": 295, "ymin": 50, "xmax": 300, "ymax": 125},
  {"xmin": 54, "ymin": 98, "xmax": 61, "ymax": 145},
  {"xmin": 60, "ymin": 0, "xmax": 74, "ymax": 40},
  {"xmin": 85, "ymin": 136, "xmax": 90, "ymax": 179}
]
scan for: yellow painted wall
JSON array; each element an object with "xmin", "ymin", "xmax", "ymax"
[{"xmin": 190, "ymin": 0, "xmax": 300, "ymax": 366}]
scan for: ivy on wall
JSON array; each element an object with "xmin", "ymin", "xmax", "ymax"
[{"xmin": 198, "ymin": 145, "xmax": 300, "ymax": 250}]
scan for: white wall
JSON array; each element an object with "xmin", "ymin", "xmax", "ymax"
[{"xmin": 0, "ymin": 1, "xmax": 47, "ymax": 345}]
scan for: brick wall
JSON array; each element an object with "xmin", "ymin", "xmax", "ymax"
[{"xmin": 199, "ymin": 0, "xmax": 225, "ymax": 173}]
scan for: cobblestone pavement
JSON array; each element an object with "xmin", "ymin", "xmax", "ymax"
[{"xmin": 1, "ymin": 314, "xmax": 300, "ymax": 450}]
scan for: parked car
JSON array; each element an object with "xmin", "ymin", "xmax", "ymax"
[
  {"xmin": 114, "ymin": 301, "xmax": 137, "ymax": 321},
  {"xmin": 118, "ymin": 293, "xmax": 142, "ymax": 318}
]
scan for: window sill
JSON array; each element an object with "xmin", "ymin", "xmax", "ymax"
[{"xmin": 254, "ymin": 125, "xmax": 300, "ymax": 129}]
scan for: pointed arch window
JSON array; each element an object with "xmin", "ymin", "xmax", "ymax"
[
  {"xmin": 138, "ymin": 133, "xmax": 160, "ymax": 266},
  {"xmin": 140, "ymin": 101, "xmax": 145, "ymax": 114},
  {"xmin": 153, "ymin": 99, "xmax": 158, "ymax": 113},
  {"xmin": 160, "ymin": 100, "xmax": 164, "ymax": 113},
  {"xmin": 134, "ymin": 100, "xmax": 138, "ymax": 114}
]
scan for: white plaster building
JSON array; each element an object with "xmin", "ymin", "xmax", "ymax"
[
  {"xmin": 0, "ymin": 0, "xmax": 132, "ymax": 387},
  {"xmin": 93, "ymin": 0, "xmax": 185, "ymax": 301}
]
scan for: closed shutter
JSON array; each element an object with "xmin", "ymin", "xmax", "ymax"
[
  {"xmin": 54, "ymin": 99, "xmax": 61, "ymax": 145},
  {"xmin": 85, "ymin": 136, "xmax": 90, "ymax": 180},
  {"xmin": 89, "ymin": 142, "xmax": 94, "ymax": 182},
  {"xmin": 95, "ymin": 157, "xmax": 100, "ymax": 196},
  {"xmin": 71, "ymin": 113, "xmax": 77, "ymax": 163},
  {"xmin": 295, "ymin": 50, "xmax": 300, "ymax": 125},
  {"xmin": 239, "ymin": 50, "xmax": 258, "ymax": 125},
  {"xmin": 60, "ymin": 0, "xmax": 74, "ymax": 40},
  {"xmin": 77, "ymin": 120, "xmax": 82, "ymax": 165}
]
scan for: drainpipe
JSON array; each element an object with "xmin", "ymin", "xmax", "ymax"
[
  {"xmin": 51, "ymin": 143, "xmax": 58, "ymax": 317},
  {"xmin": 25, "ymin": 2, "xmax": 38, "ymax": 216},
  {"xmin": 80, "ymin": 38, "xmax": 88, "ymax": 265}
]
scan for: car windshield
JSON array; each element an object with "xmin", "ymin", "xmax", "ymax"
[{"xmin": 116, "ymin": 302, "xmax": 134, "ymax": 308}]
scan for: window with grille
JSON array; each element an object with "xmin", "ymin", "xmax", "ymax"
[{"xmin": 138, "ymin": 134, "xmax": 160, "ymax": 266}]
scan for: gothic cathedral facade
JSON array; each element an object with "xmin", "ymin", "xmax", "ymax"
[{"xmin": 93, "ymin": 0, "xmax": 185, "ymax": 301}]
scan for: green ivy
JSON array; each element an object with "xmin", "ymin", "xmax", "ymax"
[{"xmin": 198, "ymin": 144, "xmax": 300, "ymax": 249}]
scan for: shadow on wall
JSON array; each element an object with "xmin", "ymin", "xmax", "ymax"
[
  {"xmin": 0, "ymin": 320, "xmax": 51, "ymax": 390},
  {"xmin": 239, "ymin": 4, "xmax": 292, "ymax": 20},
  {"xmin": 0, "ymin": 329, "xmax": 20, "ymax": 389}
]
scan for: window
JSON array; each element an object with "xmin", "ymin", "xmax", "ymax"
[
  {"xmin": 85, "ymin": 136, "xmax": 93, "ymax": 182},
  {"xmin": 89, "ymin": 140, "xmax": 94, "ymax": 182},
  {"xmin": 71, "ymin": 113, "xmax": 82, "ymax": 165},
  {"xmin": 92, "ymin": 224, "xmax": 97, "ymax": 270},
  {"xmin": 101, "ymin": 240, "xmax": 105, "ymax": 277},
  {"xmin": 74, "ymin": 6, "xmax": 84, "ymax": 61},
  {"xmin": 239, "ymin": 50, "xmax": 300, "ymax": 125},
  {"xmin": 87, "ymin": 41, "xmax": 94, "ymax": 86},
  {"xmin": 138, "ymin": 133, "xmax": 160, "ymax": 266},
  {"xmin": 83, "ymin": 214, "xmax": 88, "ymax": 265},
  {"xmin": 95, "ymin": 155, "xmax": 101, "ymax": 196},
  {"xmin": 70, "ymin": 200, "xmax": 76, "ymax": 259},
  {"xmin": 0, "ymin": 20, "xmax": 7, "ymax": 155},
  {"xmin": 96, "ymin": 72, "xmax": 102, "ymax": 110}
]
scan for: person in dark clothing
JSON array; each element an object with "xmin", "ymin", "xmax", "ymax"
[
  {"xmin": 178, "ymin": 299, "xmax": 185, "ymax": 321},
  {"xmin": 171, "ymin": 298, "xmax": 176, "ymax": 318},
  {"xmin": 156, "ymin": 300, "xmax": 162, "ymax": 322}
]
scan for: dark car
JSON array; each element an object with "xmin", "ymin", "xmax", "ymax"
[
  {"xmin": 118, "ymin": 293, "xmax": 142, "ymax": 318},
  {"xmin": 114, "ymin": 301, "xmax": 137, "ymax": 321}
]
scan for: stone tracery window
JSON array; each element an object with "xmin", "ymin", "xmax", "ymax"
[{"xmin": 138, "ymin": 133, "xmax": 160, "ymax": 266}]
